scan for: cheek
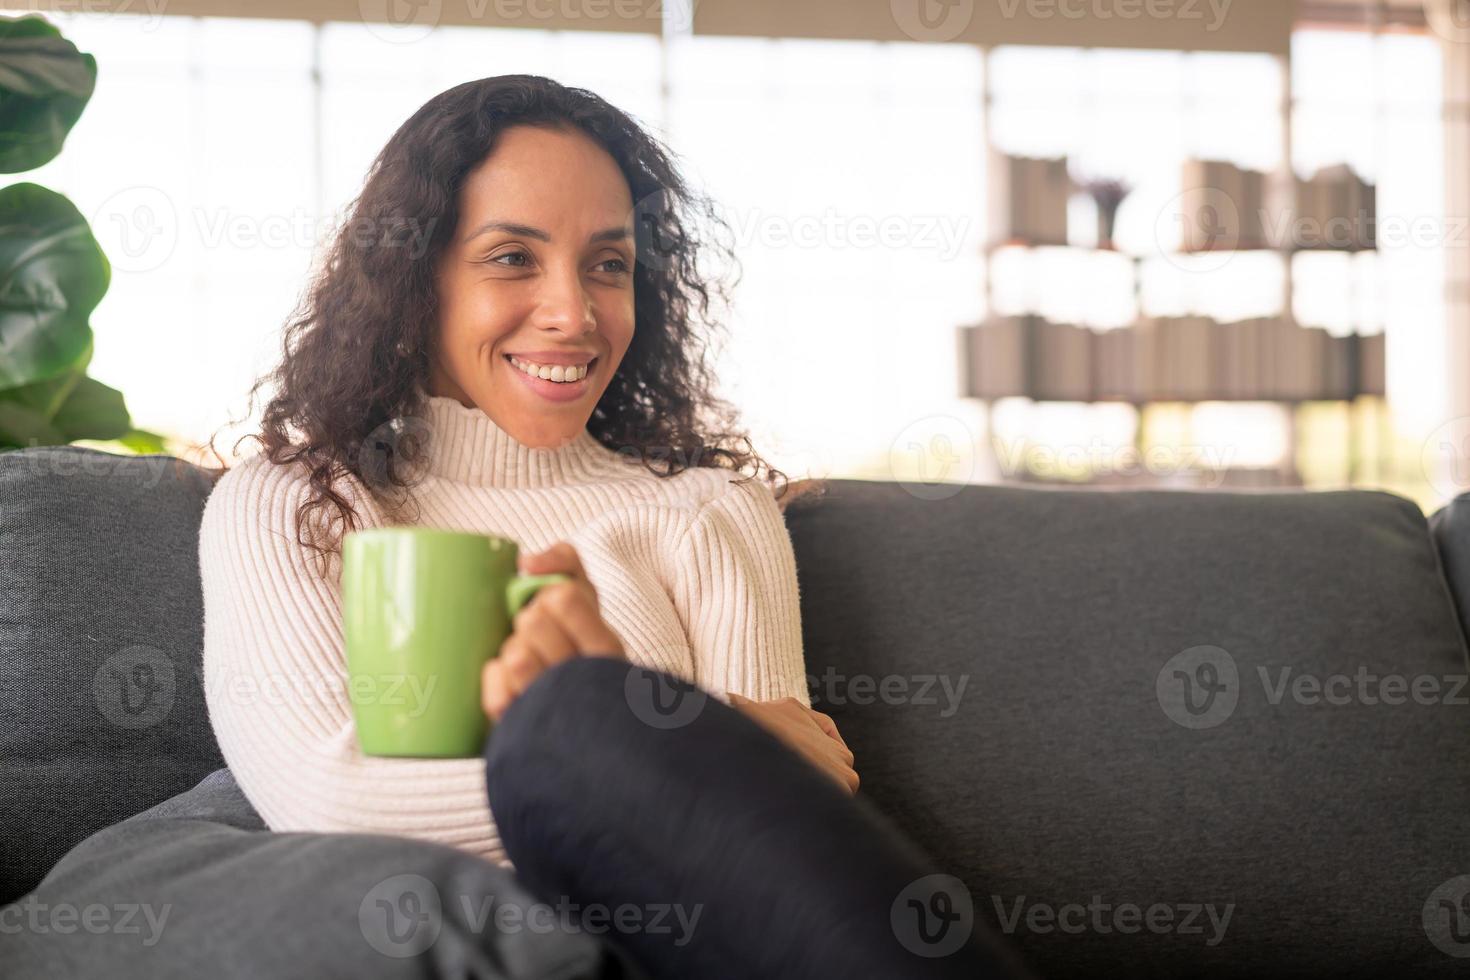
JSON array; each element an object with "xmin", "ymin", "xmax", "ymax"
[
  {"xmin": 601, "ymin": 295, "xmax": 636, "ymax": 350},
  {"xmin": 440, "ymin": 277, "xmax": 523, "ymax": 348}
]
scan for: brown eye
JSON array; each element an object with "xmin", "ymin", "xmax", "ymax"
[{"xmin": 490, "ymin": 250, "xmax": 529, "ymax": 267}]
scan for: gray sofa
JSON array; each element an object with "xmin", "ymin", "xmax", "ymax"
[{"xmin": 3, "ymin": 445, "xmax": 1470, "ymax": 978}]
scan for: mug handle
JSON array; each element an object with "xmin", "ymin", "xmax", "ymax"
[{"xmin": 505, "ymin": 573, "xmax": 571, "ymax": 618}]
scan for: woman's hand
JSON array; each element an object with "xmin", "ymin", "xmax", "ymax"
[
  {"xmin": 482, "ymin": 542, "xmax": 625, "ymax": 722},
  {"xmin": 726, "ymin": 693, "xmax": 859, "ymax": 795}
]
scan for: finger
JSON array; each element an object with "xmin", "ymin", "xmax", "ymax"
[
  {"xmin": 807, "ymin": 708, "xmax": 841, "ymax": 741},
  {"xmin": 511, "ymin": 603, "xmax": 579, "ymax": 668},
  {"xmin": 534, "ymin": 581, "xmax": 625, "ymax": 658},
  {"xmin": 498, "ymin": 638, "xmax": 547, "ymax": 699},
  {"xmin": 808, "ymin": 710, "xmax": 854, "ymax": 762},
  {"xmin": 519, "ymin": 541, "xmax": 587, "ymax": 580},
  {"xmin": 482, "ymin": 658, "xmax": 512, "ymax": 722}
]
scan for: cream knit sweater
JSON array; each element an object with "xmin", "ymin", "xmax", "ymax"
[{"xmin": 198, "ymin": 392, "xmax": 810, "ymax": 867}]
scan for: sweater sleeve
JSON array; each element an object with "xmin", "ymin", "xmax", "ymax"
[
  {"xmin": 198, "ymin": 456, "xmax": 507, "ymax": 863},
  {"xmin": 670, "ymin": 475, "xmax": 811, "ymax": 707}
]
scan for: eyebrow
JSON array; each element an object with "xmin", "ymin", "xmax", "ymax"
[{"xmin": 464, "ymin": 220, "xmax": 631, "ymax": 246}]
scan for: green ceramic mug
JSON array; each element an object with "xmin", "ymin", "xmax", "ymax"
[{"xmin": 341, "ymin": 527, "xmax": 569, "ymax": 758}]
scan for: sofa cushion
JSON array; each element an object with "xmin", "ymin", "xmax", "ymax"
[
  {"xmin": 0, "ymin": 448, "xmax": 225, "ymax": 905},
  {"xmin": 785, "ymin": 480, "xmax": 1470, "ymax": 978}
]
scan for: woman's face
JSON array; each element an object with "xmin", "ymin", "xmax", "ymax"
[{"xmin": 428, "ymin": 124, "xmax": 636, "ymax": 449}]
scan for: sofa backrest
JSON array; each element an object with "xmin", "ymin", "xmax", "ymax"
[
  {"xmin": 784, "ymin": 479, "xmax": 1470, "ymax": 977},
  {"xmin": 0, "ymin": 448, "xmax": 224, "ymax": 905}
]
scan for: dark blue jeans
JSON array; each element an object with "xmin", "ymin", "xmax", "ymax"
[
  {"xmin": 2, "ymin": 657, "xmax": 1030, "ymax": 979},
  {"xmin": 487, "ymin": 656, "xmax": 1031, "ymax": 979}
]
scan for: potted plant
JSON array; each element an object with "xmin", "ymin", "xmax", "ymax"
[{"xmin": 0, "ymin": 14, "xmax": 163, "ymax": 452}]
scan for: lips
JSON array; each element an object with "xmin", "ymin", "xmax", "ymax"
[{"xmin": 504, "ymin": 353, "xmax": 598, "ymax": 404}]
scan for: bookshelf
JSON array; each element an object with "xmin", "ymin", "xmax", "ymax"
[{"xmin": 962, "ymin": 48, "xmax": 1387, "ymax": 487}]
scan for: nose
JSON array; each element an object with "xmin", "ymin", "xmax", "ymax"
[{"xmin": 530, "ymin": 263, "xmax": 596, "ymax": 337}]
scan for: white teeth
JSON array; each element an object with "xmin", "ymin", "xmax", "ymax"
[{"xmin": 509, "ymin": 356, "xmax": 589, "ymax": 383}]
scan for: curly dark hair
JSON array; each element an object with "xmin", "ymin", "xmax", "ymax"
[{"xmin": 201, "ymin": 74, "xmax": 826, "ymax": 576}]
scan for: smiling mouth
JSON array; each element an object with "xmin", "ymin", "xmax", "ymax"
[{"xmin": 504, "ymin": 354, "xmax": 599, "ymax": 384}]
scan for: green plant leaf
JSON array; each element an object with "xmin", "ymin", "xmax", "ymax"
[
  {"xmin": 50, "ymin": 372, "xmax": 127, "ymax": 440},
  {"xmin": 0, "ymin": 395, "xmax": 61, "ymax": 447},
  {"xmin": 0, "ymin": 182, "xmax": 108, "ymax": 388},
  {"xmin": 0, "ymin": 16, "xmax": 96, "ymax": 174},
  {"xmin": 116, "ymin": 427, "xmax": 167, "ymax": 453}
]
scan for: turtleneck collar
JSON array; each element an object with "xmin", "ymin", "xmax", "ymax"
[{"xmin": 414, "ymin": 388, "xmax": 616, "ymax": 489}]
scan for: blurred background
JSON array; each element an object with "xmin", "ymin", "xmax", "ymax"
[{"xmin": 5, "ymin": 0, "xmax": 1470, "ymax": 512}]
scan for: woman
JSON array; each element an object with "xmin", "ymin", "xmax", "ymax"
[{"xmin": 13, "ymin": 75, "xmax": 1028, "ymax": 980}]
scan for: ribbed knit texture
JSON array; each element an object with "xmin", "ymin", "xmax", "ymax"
[{"xmin": 198, "ymin": 392, "xmax": 810, "ymax": 868}]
